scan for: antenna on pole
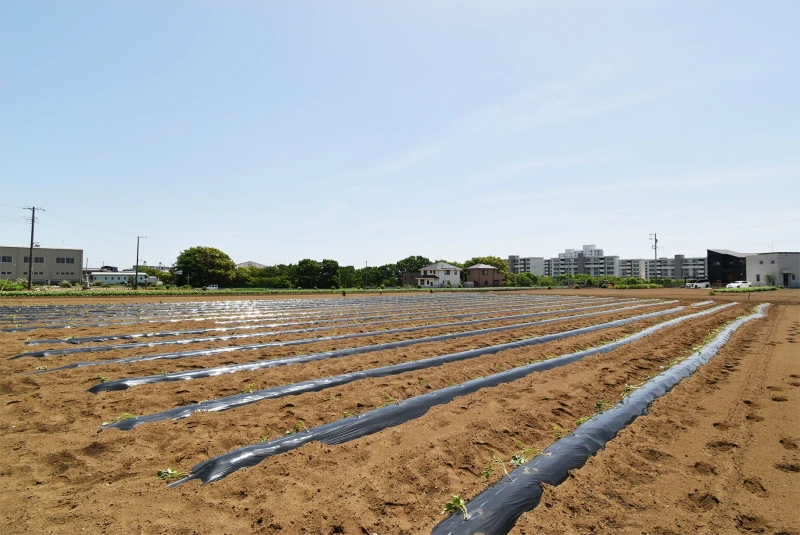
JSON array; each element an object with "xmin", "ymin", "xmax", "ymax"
[
  {"xmin": 23, "ymin": 206, "xmax": 45, "ymax": 290},
  {"xmin": 649, "ymin": 233, "xmax": 658, "ymax": 280},
  {"xmin": 134, "ymin": 236, "xmax": 147, "ymax": 289}
]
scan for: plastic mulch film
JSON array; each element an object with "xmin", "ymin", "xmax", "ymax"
[
  {"xmin": 166, "ymin": 302, "xmax": 733, "ymax": 487},
  {"xmin": 25, "ymin": 297, "xmax": 620, "ymax": 345},
  {"xmin": 15, "ymin": 298, "xmax": 630, "ymax": 357},
  {"xmin": 430, "ymin": 303, "xmax": 769, "ymax": 535},
  {"xmin": 105, "ymin": 304, "xmax": 724, "ymax": 430},
  {"xmin": 87, "ymin": 301, "xmax": 678, "ymax": 393}
]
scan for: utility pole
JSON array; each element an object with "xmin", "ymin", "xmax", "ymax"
[
  {"xmin": 134, "ymin": 236, "xmax": 146, "ymax": 289},
  {"xmin": 23, "ymin": 206, "xmax": 44, "ymax": 290},
  {"xmin": 649, "ymin": 233, "xmax": 658, "ymax": 280}
]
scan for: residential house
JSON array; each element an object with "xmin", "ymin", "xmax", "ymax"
[
  {"xmin": 465, "ymin": 264, "xmax": 505, "ymax": 287},
  {"xmin": 415, "ymin": 262, "xmax": 462, "ymax": 288},
  {"xmin": 746, "ymin": 252, "xmax": 799, "ymax": 288}
]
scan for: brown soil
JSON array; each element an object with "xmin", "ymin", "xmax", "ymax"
[{"xmin": 0, "ymin": 291, "xmax": 797, "ymax": 535}]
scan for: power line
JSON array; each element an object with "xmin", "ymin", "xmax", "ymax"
[
  {"xmin": 660, "ymin": 218, "xmax": 800, "ymax": 236},
  {"xmin": 41, "ymin": 211, "xmax": 136, "ymax": 236}
]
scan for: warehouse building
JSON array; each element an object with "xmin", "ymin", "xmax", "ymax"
[{"xmin": 0, "ymin": 245, "xmax": 84, "ymax": 284}]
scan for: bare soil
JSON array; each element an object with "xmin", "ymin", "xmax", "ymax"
[{"xmin": 0, "ymin": 291, "xmax": 797, "ymax": 535}]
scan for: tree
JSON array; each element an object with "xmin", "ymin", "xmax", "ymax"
[
  {"xmin": 137, "ymin": 266, "xmax": 175, "ymax": 284},
  {"xmin": 175, "ymin": 246, "xmax": 236, "ymax": 287},
  {"xmin": 765, "ymin": 273, "xmax": 775, "ymax": 286},
  {"xmin": 513, "ymin": 272, "xmax": 538, "ymax": 287},
  {"xmin": 294, "ymin": 259, "xmax": 322, "ymax": 289},
  {"xmin": 335, "ymin": 266, "xmax": 359, "ymax": 289},
  {"xmin": 461, "ymin": 256, "xmax": 509, "ymax": 274},
  {"xmin": 319, "ymin": 259, "xmax": 340, "ymax": 289}
]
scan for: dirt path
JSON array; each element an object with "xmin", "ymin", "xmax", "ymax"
[{"xmin": 510, "ymin": 303, "xmax": 800, "ymax": 535}]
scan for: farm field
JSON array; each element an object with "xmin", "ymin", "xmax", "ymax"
[{"xmin": 0, "ymin": 290, "xmax": 798, "ymax": 535}]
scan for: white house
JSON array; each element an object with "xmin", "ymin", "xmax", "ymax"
[
  {"xmin": 91, "ymin": 272, "xmax": 147, "ymax": 285},
  {"xmin": 415, "ymin": 262, "xmax": 462, "ymax": 288},
  {"xmin": 746, "ymin": 252, "xmax": 799, "ymax": 288}
]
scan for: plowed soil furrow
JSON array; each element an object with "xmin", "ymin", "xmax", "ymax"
[
  {"xmin": 508, "ymin": 303, "xmax": 800, "ymax": 535},
  {"xmin": 1, "ymin": 291, "xmax": 795, "ymax": 535}
]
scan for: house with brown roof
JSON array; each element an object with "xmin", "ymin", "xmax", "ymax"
[{"xmin": 464, "ymin": 263, "xmax": 505, "ymax": 287}]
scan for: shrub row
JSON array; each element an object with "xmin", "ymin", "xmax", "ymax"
[{"xmin": 713, "ymin": 286, "xmax": 780, "ymax": 293}]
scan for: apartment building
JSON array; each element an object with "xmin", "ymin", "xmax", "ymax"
[
  {"xmin": 619, "ymin": 255, "xmax": 707, "ymax": 280},
  {"xmin": 507, "ymin": 255, "xmax": 545, "ymax": 276},
  {"xmin": 544, "ymin": 245, "xmax": 619, "ymax": 277},
  {"xmin": 0, "ymin": 245, "xmax": 84, "ymax": 284}
]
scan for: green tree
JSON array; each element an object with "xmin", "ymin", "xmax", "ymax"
[
  {"xmin": 765, "ymin": 273, "xmax": 775, "ymax": 286},
  {"xmin": 513, "ymin": 272, "xmax": 538, "ymax": 287},
  {"xmin": 335, "ymin": 266, "xmax": 359, "ymax": 288},
  {"xmin": 319, "ymin": 259, "xmax": 340, "ymax": 289},
  {"xmin": 175, "ymin": 246, "xmax": 236, "ymax": 287},
  {"xmin": 294, "ymin": 259, "xmax": 322, "ymax": 289},
  {"xmin": 137, "ymin": 266, "xmax": 176, "ymax": 284}
]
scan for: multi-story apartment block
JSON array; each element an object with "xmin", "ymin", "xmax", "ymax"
[
  {"xmin": 0, "ymin": 245, "xmax": 84, "ymax": 284},
  {"xmin": 619, "ymin": 255, "xmax": 707, "ymax": 280},
  {"xmin": 545, "ymin": 245, "xmax": 619, "ymax": 277},
  {"xmin": 507, "ymin": 255, "xmax": 545, "ymax": 276}
]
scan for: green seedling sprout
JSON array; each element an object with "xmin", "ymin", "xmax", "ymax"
[
  {"xmin": 97, "ymin": 375, "xmax": 108, "ymax": 383},
  {"xmin": 595, "ymin": 399, "xmax": 612, "ymax": 413},
  {"xmin": 490, "ymin": 454, "xmax": 514, "ymax": 481},
  {"xmin": 284, "ymin": 419, "xmax": 306, "ymax": 435},
  {"xmin": 242, "ymin": 383, "xmax": 255, "ymax": 394},
  {"xmin": 553, "ymin": 425, "xmax": 566, "ymax": 440},
  {"xmin": 442, "ymin": 494, "xmax": 469, "ymax": 521},
  {"xmin": 156, "ymin": 468, "xmax": 188, "ymax": 481},
  {"xmin": 34, "ymin": 365, "xmax": 48, "ymax": 371}
]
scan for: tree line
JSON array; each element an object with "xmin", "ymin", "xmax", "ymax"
[
  {"xmin": 164, "ymin": 247, "xmax": 518, "ymax": 289},
  {"xmin": 144, "ymin": 246, "xmax": 676, "ymax": 289}
]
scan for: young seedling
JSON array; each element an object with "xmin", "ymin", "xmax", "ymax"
[
  {"xmin": 553, "ymin": 425, "xmax": 566, "ymax": 440},
  {"xmin": 381, "ymin": 392, "xmax": 399, "ymax": 406},
  {"xmin": 34, "ymin": 365, "xmax": 48, "ymax": 371},
  {"xmin": 595, "ymin": 399, "xmax": 612, "ymax": 413},
  {"xmin": 491, "ymin": 454, "xmax": 514, "ymax": 481},
  {"xmin": 156, "ymin": 468, "xmax": 188, "ymax": 481},
  {"xmin": 482, "ymin": 464, "xmax": 493, "ymax": 479},
  {"xmin": 284, "ymin": 419, "xmax": 306, "ymax": 435},
  {"xmin": 442, "ymin": 494, "xmax": 469, "ymax": 521},
  {"xmin": 259, "ymin": 435, "xmax": 270, "ymax": 443},
  {"xmin": 241, "ymin": 383, "xmax": 255, "ymax": 394},
  {"xmin": 96, "ymin": 375, "xmax": 109, "ymax": 383}
]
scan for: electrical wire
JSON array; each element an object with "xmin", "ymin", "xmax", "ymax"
[
  {"xmin": 660, "ymin": 218, "xmax": 800, "ymax": 236},
  {"xmin": 40, "ymin": 211, "xmax": 136, "ymax": 236}
]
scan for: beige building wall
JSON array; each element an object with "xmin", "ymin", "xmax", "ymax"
[{"xmin": 0, "ymin": 246, "xmax": 84, "ymax": 284}]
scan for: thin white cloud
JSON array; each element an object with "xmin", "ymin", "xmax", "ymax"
[
  {"xmin": 465, "ymin": 61, "xmax": 668, "ymax": 133},
  {"xmin": 334, "ymin": 145, "xmax": 441, "ymax": 182},
  {"xmin": 463, "ymin": 164, "xmax": 799, "ymax": 207}
]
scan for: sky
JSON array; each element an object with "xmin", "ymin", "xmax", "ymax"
[{"xmin": 1, "ymin": 1, "xmax": 798, "ymax": 269}]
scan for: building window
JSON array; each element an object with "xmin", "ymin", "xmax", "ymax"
[
  {"xmin": 759, "ymin": 260, "xmax": 763, "ymax": 264},
  {"xmin": 771, "ymin": 260, "xmax": 775, "ymax": 264},
  {"xmin": 35, "ymin": 257, "xmax": 44, "ymax": 264},
  {"xmin": 482, "ymin": 270, "xmax": 488, "ymax": 275},
  {"xmin": 445, "ymin": 270, "xmax": 450, "ymax": 275},
  {"xmin": 756, "ymin": 274, "xmax": 760, "ymax": 281},
  {"xmin": 0, "ymin": 256, "xmax": 11, "ymax": 262}
]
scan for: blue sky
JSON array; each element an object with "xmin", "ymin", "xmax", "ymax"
[{"xmin": 1, "ymin": 1, "xmax": 798, "ymax": 269}]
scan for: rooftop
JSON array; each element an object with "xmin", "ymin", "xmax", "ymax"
[{"xmin": 419, "ymin": 261, "xmax": 461, "ymax": 271}]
